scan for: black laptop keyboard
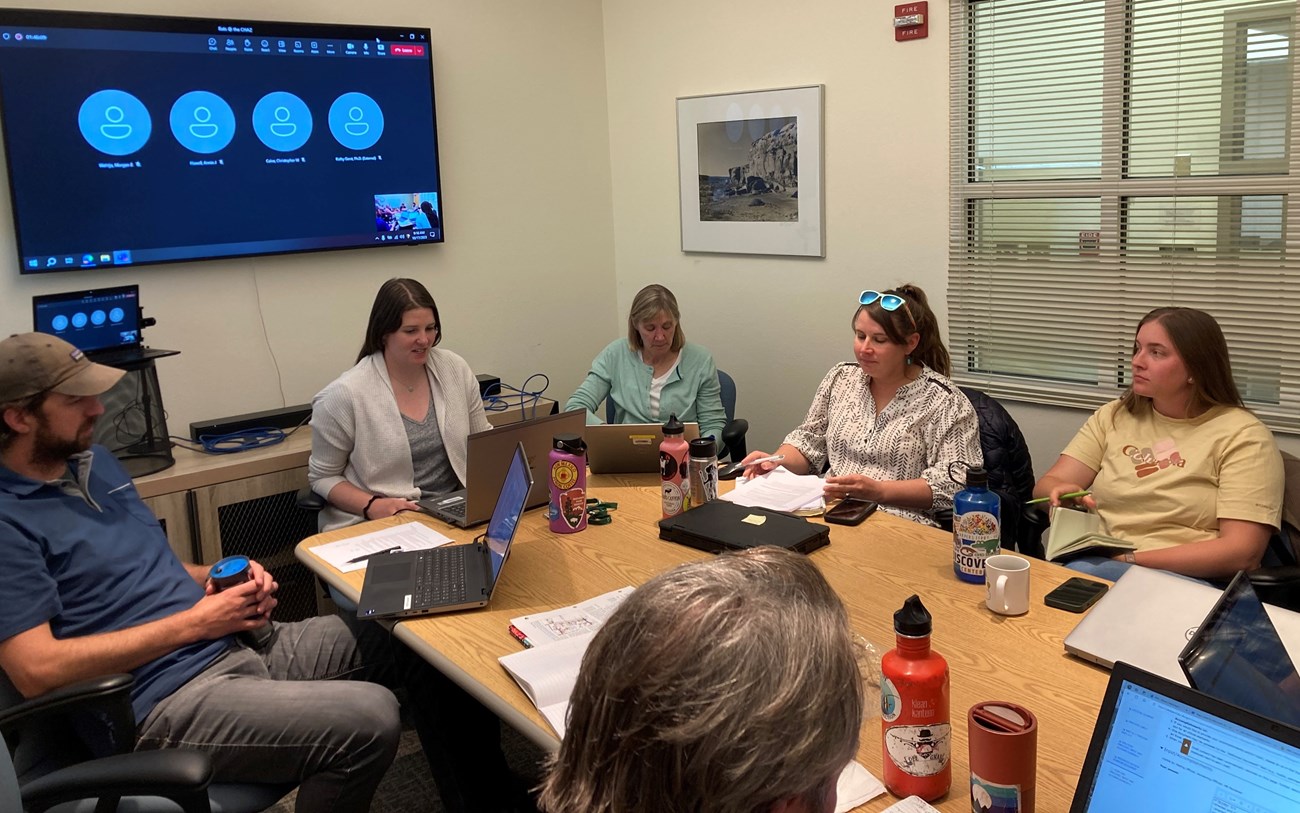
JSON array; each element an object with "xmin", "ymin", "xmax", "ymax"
[
  {"xmin": 441, "ymin": 500, "xmax": 466, "ymax": 518},
  {"xmin": 413, "ymin": 547, "xmax": 468, "ymax": 605}
]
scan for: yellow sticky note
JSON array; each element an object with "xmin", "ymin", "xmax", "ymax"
[{"xmin": 742, "ymin": 514, "xmax": 766, "ymax": 526}]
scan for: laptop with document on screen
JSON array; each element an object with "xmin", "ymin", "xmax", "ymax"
[
  {"xmin": 1069, "ymin": 661, "xmax": 1300, "ymax": 812},
  {"xmin": 419, "ymin": 408, "xmax": 584, "ymax": 528},
  {"xmin": 32, "ymin": 285, "xmax": 177, "ymax": 365},
  {"xmin": 357, "ymin": 441, "xmax": 532, "ymax": 619}
]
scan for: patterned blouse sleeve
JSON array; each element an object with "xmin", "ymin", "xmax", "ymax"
[
  {"xmin": 783, "ymin": 366, "xmax": 843, "ymax": 474},
  {"xmin": 919, "ymin": 387, "xmax": 984, "ymax": 512}
]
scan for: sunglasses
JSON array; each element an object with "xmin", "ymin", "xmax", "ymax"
[{"xmin": 859, "ymin": 290, "xmax": 906, "ymax": 311}]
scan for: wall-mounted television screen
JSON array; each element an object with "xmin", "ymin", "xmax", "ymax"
[{"xmin": 0, "ymin": 8, "xmax": 443, "ymax": 274}]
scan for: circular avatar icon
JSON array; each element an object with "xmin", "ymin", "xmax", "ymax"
[
  {"xmin": 71, "ymin": 312, "xmax": 88, "ymax": 329},
  {"xmin": 328, "ymin": 92, "xmax": 384, "ymax": 150},
  {"xmin": 78, "ymin": 89, "xmax": 152, "ymax": 156},
  {"xmin": 90, "ymin": 310, "xmax": 107, "ymax": 326},
  {"xmin": 170, "ymin": 91, "xmax": 236, "ymax": 154},
  {"xmin": 109, "ymin": 307, "xmax": 125, "ymax": 323},
  {"xmin": 252, "ymin": 92, "xmax": 313, "ymax": 152},
  {"xmin": 50, "ymin": 314, "xmax": 69, "ymax": 332}
]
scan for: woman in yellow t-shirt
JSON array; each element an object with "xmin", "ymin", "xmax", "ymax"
[{"xmin": 1034, "ymin": 307, "xmax": 1283, "ymax": 581}]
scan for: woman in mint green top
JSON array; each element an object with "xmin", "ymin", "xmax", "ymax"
[{"xmin": 565, "ymin": 284, "xmax": 727, "ymax": 446}]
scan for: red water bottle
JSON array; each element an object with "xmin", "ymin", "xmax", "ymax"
[
  {"xmin": 659, "ymin": 414, "xmax": 688, "ymax": 518},
  {"xmin": 881, "ymin": 594, "xmax": 951, "ymax": 801},
  {"xmin": 548, "ymin": 433, "xmax": 587, "ymax": 533}
]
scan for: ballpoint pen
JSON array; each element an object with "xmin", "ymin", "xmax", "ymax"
[
  {"xmin": 347, "ymin": 546, "xmax": 401, "ymax": 564},
  {"xmin": 1025, "ymin": 490, "xmax": 1091, "ymax": 505},
  {"xmin": 720, "ymin": 453, "xmax": 786, "ymax": 479}
]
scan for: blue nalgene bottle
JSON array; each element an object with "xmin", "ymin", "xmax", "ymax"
[{"xmin": 953, "ymin": 466, "xmax": 1000, "ymax": 583}]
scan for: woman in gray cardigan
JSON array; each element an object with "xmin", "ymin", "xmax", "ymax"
[{"xmin": 309, "ymin": 278, "xmax": 493, "ymax": 532}]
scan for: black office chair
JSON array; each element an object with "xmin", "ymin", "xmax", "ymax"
[
  {"xmin": 935, "ymin": 387, "xmax": 1047, "ymax": 557},
  {"xmin": 0, "ymin": 672, "xmax": 290, "ymax": 813},
  {"xmin": 604, "ymin": 369, "xmax": 749, "ymax": 460},
  {"xmin": 1244, "ymin": 451, "xmax": 1300, "ymax": 612}
]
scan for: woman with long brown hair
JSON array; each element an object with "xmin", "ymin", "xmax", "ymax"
[{"xmin": 1034, "ymin": 307, "xmax": 1283, "ymax": 580}]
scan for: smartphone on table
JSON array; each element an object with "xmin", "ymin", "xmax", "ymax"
[
  {"xmin": 823, "ymin": 498, "xmax": 878, "ymax": 526},
  {"xmin": 1044, "ymin": 577, "xmax": 1109, "ymax": 612}
]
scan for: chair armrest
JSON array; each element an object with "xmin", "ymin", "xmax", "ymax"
[
  {"xmin": 0, "ymin": 673, "xmax": 135, "ymax": 749},
  {"xmin": 721, "ymin": 419, "xmax": 749, "ymax": 461},
  {"xmin": 22, "ymin": 749, "xmax": 214, "ymax": 813},
  {"xmin": 296, "ymin": 485, "xmax": 326, "ymax": 512}
]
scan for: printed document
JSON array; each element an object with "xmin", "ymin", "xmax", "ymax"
[
  {"xmin": 310, "ymin": 522, "xmax": 453, "ymax": 573},
  {"xmin": 721, "ymin": 466, "xmax": 825, "ymax": 513}
]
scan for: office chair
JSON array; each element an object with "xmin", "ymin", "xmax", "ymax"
[
  {"xmin": 603, "ymin": 369, "xmax": 749, "ymax": 460},
  {"xmin": 934, "ymin": 387, "xmax": 1047, "ymax": 557},
  {"xmin": 0, "ymin": 672, "xmax": 290, "ymax": 813},
  {"xmin": 1244, "ymin": 451, "xmax": 1300, "ymax": 612}
]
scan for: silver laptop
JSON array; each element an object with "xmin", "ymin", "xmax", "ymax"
[
  {"xmin": 357, "ymin": 442, "xmax": 532, "ymax": 619},
  {"xmin": 585, "ymin": 421, "xmax": 700, "ymax": 474},
  {"xmin": 420, "ymin": 408, "xmax": 584, "ymax": 527},
  {"xmin": 1062, "ymin": 566, "xmax": 1300, "ymax": 683}
]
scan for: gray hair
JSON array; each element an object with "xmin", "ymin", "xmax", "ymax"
[
  {"xmin": 626, "ymin": 283, "xmax": 685, "ymax": 352},
  {"xmin": 538, "ymin": 546, "xmax": 863, "ymax": 813}
]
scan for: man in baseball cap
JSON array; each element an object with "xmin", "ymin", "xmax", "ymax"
[{"xmin": 0, "ymin": 332, "xmax": 411, "ymax": 812}]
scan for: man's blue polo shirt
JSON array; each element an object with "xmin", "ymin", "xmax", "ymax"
[{"xmin": 0, "ymin": 445, "xmax": 230, "ymax": 721}]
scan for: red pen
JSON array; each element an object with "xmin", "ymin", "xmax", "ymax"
[{"xmin": 508, "ymin": 624, "xmax": 534, "ymax": 649}]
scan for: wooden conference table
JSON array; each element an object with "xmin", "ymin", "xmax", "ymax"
[{"xmin": 297, "ymin": 475, "xmax": 1112, "ymax": 812}]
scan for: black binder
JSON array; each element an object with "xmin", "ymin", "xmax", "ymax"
[{"xmin": 658, "ymin": 501, "xmax": 830, "ymax": 555}]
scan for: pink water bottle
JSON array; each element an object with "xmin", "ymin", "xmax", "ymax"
[
  {"xmin": 548, "ymin": 433, "xmax": 587, "ymax": 533},
  {"xmin": 660, "ymin": 414, "xmax": 689, "ymax": 518}
]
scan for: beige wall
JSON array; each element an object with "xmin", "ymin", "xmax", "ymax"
[{"xmin": 0, "ymin": 0, "xmax": 616, "ymax": 432}]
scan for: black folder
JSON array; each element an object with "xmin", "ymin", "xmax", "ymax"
[{"xmin": 657, "ymin": 501, "xmax": 829, "ymax": 555}]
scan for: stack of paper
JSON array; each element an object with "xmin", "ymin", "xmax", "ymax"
[
  {"xmin": 310, "ymin": 522, "xmax": 453, "ymax": 573},
  {"xmin": 721, "ymin": 466, "xmax": 825, "ymax": 513}
]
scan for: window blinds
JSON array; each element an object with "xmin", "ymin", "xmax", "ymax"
[{"xmin": 948, "ymin": 0, "xmax": 1300, "ymax": 431}]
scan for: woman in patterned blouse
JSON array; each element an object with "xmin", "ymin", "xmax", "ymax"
[{"xmin": 741, "ymin": 284, "xmax": 983, "ymax": 525}]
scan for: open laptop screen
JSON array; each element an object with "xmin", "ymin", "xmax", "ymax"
[
  {"xmin": 484, "ymin": 443, "xmax": 532, "ymax": 586},
  {"xmin": 1179, "ymin": 571, "xmax": 1300, "ymax": 728},
  {"xmin": 1071, "ymin": 662, "xmax": 1300, "ymax": 812},
  {"xmin": 33, "ymin": 285, "xmax": 141, "ymax": 353}
]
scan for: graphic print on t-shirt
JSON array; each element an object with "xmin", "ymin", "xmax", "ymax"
[{"xmin": 1123, "ymin": 437, "xmax": 1185, "ymax": 478}]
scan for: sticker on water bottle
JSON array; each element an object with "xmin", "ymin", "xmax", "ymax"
[
  {"xmin": 955, "ymin": 511, "xmax": 1000, "ymax": 577},
  {"xmin": 881, "ymin": 677, "xmax": 902, "ymax": 722},
  {"xmin": 884, "ymin": 723, "xmax": 951, "ymax": 777},
  {"xmin": 551, "ymin": 460, "xmax": 579, "ymax": 490},
  {"xmin": 971, "ymin": 773, "xmax": 1022, "ymax": 813}
]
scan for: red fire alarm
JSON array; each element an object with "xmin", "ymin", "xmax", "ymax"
[{"xmin": 895, "ymin": 1, "xmax": 928, "ymax": 41}]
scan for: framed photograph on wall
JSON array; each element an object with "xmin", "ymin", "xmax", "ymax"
[{"xmin": 676, "ymin": 84, "xmax": 824, "ymax": 257}]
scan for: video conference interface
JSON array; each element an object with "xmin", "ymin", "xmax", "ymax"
[{"xmin": 0, "ymin": 12, "xmax": 444, "ymax": 272}]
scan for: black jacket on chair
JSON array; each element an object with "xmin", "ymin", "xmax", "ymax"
[{"xmin": 958, "ymin": 386, "xmax": 1045, "ymax": 557}]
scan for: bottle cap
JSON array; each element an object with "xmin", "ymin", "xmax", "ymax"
[
  {"xmin": 209, "ymin": 555, "xmax": 250, "ymax": 581},
  {"xmin": 553, "ymin": 433, "xmax": 586, "ymax": 455},
  {"xmin": 688, "ymin": 437, "xmax": 716, "ymax": 458},
  {"xmin": 894, "ymin": 594, "xmax": 932, "ymax": 636},
  {"xmin": 662, "ymin": 413, "xmax": 685, "ymax": 436},
  {"xmin": 965, "ymin": 465, "xmax": 989, "ymax": 488}
]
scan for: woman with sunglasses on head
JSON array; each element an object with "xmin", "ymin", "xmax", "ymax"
[
  {"xmin": 309, "ymin": 277, "xmax": 493, "ymax": 533},
  {"xmin": 741, "ymin": 284, "xmax": 982, "ymax": 526},
  {"xmin": 1033, "ymin": 307, "xmax": 1283, "ymax": 581}
]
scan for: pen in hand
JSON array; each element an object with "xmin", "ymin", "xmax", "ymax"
[
  {"xmin": 347, "ymin": 546, "xmax": 401, "ymax": 564},
  {"xmin": 1025, "ymin": 490, "xmax": 1090, "ymax": 505}
]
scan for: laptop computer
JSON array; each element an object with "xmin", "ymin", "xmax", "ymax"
[
  {"xmin": 419, "ymin": 408, "xmax": 584, "ymax": 528},
  {"xmin": 1062, "ymin": 565, "xmax": 1300, "ymax": 683},
  {"xmin": 657, "ymin": 500, "xmax": 830, "ymax": 555},
  {"xmin": 1069, "ymin": 661, "xmax": 1300, "ymax": 812},
  {"xmin": 1178, "ymin": 571, "xmax": 1300, "ymax": 727},
  {"xmin": 585, "ymin": 421, "xmax": 700, "ymax": 474},
  {"xmin": 32, "ymin": 285, "xmax": 178, "ymax": 365},
  {"xmin": 356, "ymin": 441, "xmax": 533, "ymax": 619}
]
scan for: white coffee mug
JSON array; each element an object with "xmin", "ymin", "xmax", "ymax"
[{"xmin": 985, "ymin": 554, "xmax": 1031, "ymax": 616}]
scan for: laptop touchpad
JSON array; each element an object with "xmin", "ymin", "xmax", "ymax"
[{"xmin": 370, "ymin": 559, "xmax": 412, "ymax": 584}]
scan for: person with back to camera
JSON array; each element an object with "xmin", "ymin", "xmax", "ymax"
[
  {"xmin": 740, "ymin": 284, "xmax": 983, "ymax": 525},
  {"xmin": 537, "ymin": 545, "xmax": 864, "ymax": 813},
  {"xmin": 1033, "ymin": 306, "xmax": 1283, "ymax": 582},
  {"xmin": 564, "ymin": 283, "xmax": 728, "ymax": 452},
  {"xmin": 309, "ymin": 278, "xmax": 533, "ymax": 813},
  {"xmin": 310, "ymin": 277, "xmax": 493, "ymax": 533}
]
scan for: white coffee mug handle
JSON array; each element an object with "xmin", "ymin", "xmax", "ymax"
[{"xmin": 994, "ymin": 574, "xmax": 1009, "ymax": 613}]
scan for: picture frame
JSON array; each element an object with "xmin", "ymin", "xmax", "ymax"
[{"xmin": 676, "ymin": 84, "xmax": 824, "ymax": 257}]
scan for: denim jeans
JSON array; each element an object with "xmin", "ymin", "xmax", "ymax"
[{"xmin": 136, "ymin": 615, "xmax": 400, "ymax": 813}]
